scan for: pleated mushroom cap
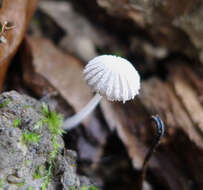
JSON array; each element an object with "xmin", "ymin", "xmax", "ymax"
[{"xmin": 83, "ymin": 55, "xmax": 141, "ymax": 103}]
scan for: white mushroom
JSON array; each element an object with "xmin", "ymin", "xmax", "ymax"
[{"xmin": 63, "ymin": 55, "xmax": 141, "ymax": 130}]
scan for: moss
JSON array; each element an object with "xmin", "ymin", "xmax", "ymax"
[
  {"xmin": 39, "ymin": 103, "xmax": 64, "ymax": 190},
  {"xmin": 33, "ymin": 165, "xmax": 46, "ymax": 179},
  {"xmin": 70, "ymin": 186, "xmax": 99, "ymax": 190},
  {"xmin": 24, "ymin": 160, "xmax": 31, "ymax": 166},
  {"xmin": 0, "ymin": 98, "xmax": 11, "ymax": 108},
  {"xmin": 88, "ymin": 186, "xmax": 99, "ymax": 190},
  {"xmin": 13, "ymin": 118, "xmax": 21, "ymax": 128},
  {"xmin": 16, "ymin": 181, "xmax": 25, "ymax": 187},
  {"xmin": 0, "ymin": 179, "xmax": 5, "ymax": 189},
  {"xmin": 22, "ymin": 130, "xmax": 41, "ymax": 144},
  {"xmin": 34, "ymin": 120, "xmax": 43, "ymax": 130},
  {"xmin": 24, "ymin": 105, "xmax": 31, "ymax": 109},
  {"xmin": 41, "ymin": 164, "xmax": 53, "ymax": 190},
  {"xmin": 41, "ymin": 102, "xmax": 64, "ymax": 135},
  {"xmin": 27, "ymin": 186, "xmax": 35, "ymax": 190}
]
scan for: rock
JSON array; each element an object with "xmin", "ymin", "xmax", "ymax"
[{"xmin": 0, "ymin": 91, "xmax": 91, "ymax": 190}]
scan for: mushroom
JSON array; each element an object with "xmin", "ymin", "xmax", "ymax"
[{"xmin": 63, "ymin": 55, "xmax": 141, "ymax": 130}]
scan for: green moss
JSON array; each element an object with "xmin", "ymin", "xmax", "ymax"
[
  {"xmin": 22, "ymin": 130, "xmax": 41, "ymax": 144},
  {"xmin": 0, "ymin": 179, "xmax": 5, "ymax": 189},
  {"xmin": 41, "ymin": 102, "xmax": 64, "ymax": 134},
  {"xmin": 0, "ymin": 98, "xmax": 11, "ymax": 108},
  {"xmin": 41, "ymin": 102, "xmax": 49, "ymax": 116},
  {"xmin": 16, "ymin": 181, "xmax": 25, "ymax": 187},
  {"xmin": 39, "ymin": 103, "xmax": 64, "ymax": 190},
  {"xmin": 33, "ymin": 165, "xmax": 45, "ymax": 179},
  {"xmin": 34, "ymin": 120, "xmax": 43, "ymax": 130},
  {"xmin": 24, "ymin": 160, "xmax": 31, "ymax": 166},
  {"xmin": 13, "ymin": 118, "xmax": 21, "ymax": 128},
  {"xmin": 24, "ymin": 105, "xmax": 31, "ymax": 109},
  {"xmin": 27, "ymin": 186, "xmax": 35, "ymax": 190},
  {"xmin": 88, "ymin": 186, "xmax": 99, "ymax": 190},
  {"xmin": 41, "ymin": 164, "xmax": 53, "ymax": 190},
  {"xmin": 70, "ymin": 186, "xmax": 99, "ymax": 190}
]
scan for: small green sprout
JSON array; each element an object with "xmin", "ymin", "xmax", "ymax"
[
  {"xmin": 0, "ymin": 98, "xmax": 11, "ymax": 108},
  {"xmin": 41, "ymin": 103, "xmax": 64, "ymax": 135},
  {"xmin": 42, "ymin": 102, "xmax": 49, "ymax": 116},
  {"xmin": 22, "ymin": 130, "xmax": 40, "ymax": 144},
  {"xmin": 13, "ymin": 118, "xmax": 21, "ymax": 128}
]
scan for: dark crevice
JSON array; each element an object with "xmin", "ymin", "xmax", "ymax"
[{"xmin": 29, "ymin": 9, "xmax": 66, "ymax": 44}]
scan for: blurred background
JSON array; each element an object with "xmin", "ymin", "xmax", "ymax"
[{"xmin": 0, "ymin": 0, "xmax": 203, "ymax": 190}]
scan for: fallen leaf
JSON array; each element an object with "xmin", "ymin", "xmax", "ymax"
[
  {"xmin": 0, "ymin": 0, "xmax": 39, "ymax": 90},
  {"xmin": 140, "ymin": 77, "xmax": 203, "ymax": 149},
  {"xmin": 25, "ymin": 36, "xmax": 92, "ymax": 111}
]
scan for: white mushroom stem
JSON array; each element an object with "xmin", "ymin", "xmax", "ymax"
[{"xmin": 63, "ymin": 93, "xmax": 102, "ymax": 130}]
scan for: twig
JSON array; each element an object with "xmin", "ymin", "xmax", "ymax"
[
  {"xmin": 0, "ymin": 21, "xmax": 15, "ymax": 43},
  {"xmin": 139, "ymin": 115, "xmax": 165, "ymax": 190},
  {"xmin": 0, "ymin": 21, "xmax": 15, "ymax": 35}
]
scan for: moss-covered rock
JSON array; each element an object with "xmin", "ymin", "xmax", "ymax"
[{"xmin": 0, "ymin": 91, "xmax": 91, "ymax": 190}]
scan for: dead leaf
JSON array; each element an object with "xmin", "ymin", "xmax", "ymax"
[
  {"xmin": 170, "ymin": 66, "xmax": 203, "ymax": 142},
  {"xmin": 0, "ymin": 0, "xmax": 39, "ymax": 90},
  {"xmin": 140, "ymin": 77, "xmax": 203, "ymax": 149},
  {"xmin": 25, "ymin": 36, "xmax": 92, "ymax": 111}
]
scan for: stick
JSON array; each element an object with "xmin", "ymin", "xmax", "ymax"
[{"xmin": 139, "ymin": 115, "xmax": 165, "ymax": 190}]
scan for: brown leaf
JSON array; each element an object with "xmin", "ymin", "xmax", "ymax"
[
  {"xmin": 170, "ymin": 66, "xmax": 203, "ymax": 144},
  {"xmin": 0, "ymin": 0, "xmax": 39, "ymax": 90},
  {"xmin": 140, "ymin": 77, "xmax": 203, "ymax": 149},
  {"xmin": 25, "ymin": 36, "xmax": 92, "ymax": 111}
]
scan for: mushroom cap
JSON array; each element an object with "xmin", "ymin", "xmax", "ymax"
[{"xmin": 83, "ymin": 55, "xmax": 141, "ymax": 103}]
